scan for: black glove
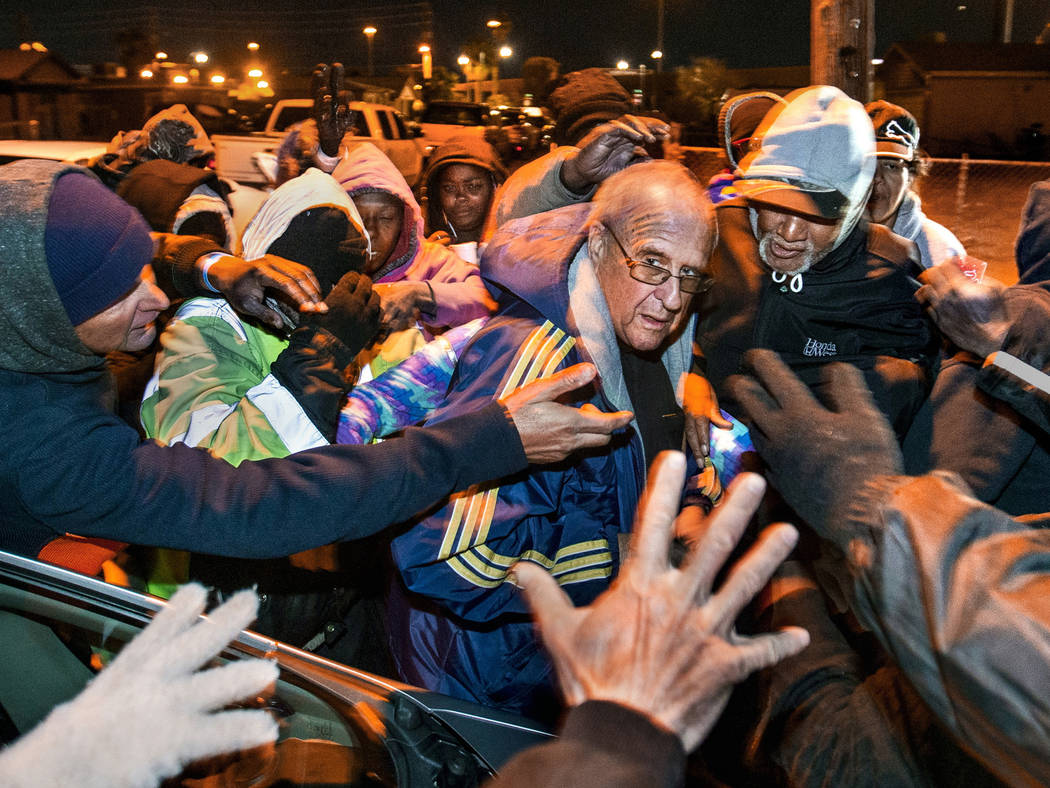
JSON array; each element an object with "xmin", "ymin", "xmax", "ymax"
[
  {"xmin": 270, "ymin": 272, "xmax": 380, "ymax": 441},
  {"xmin": 727, "ymin": 349, "xmax": 904, "ymax": 542},
  {"xmin": 311, "ymin": 62, "xmax": 354, "ymax": 157},
  {"xmin": 302, "ymin": 271, "xmax": 381, "ymax": 359}
]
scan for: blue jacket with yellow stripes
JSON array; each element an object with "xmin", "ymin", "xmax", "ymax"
[{"xmin": 388, "ymin": 202, "xmax": 696, "ymax": 717}]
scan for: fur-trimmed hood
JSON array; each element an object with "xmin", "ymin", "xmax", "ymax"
[{"xmin": 332, "ymin": 142, "xmax": 422, "ymax": 281}]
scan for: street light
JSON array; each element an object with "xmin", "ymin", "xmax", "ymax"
[
  {"xmin": 651, "ymin": 49, "xmax": 663, "ymax": 61},
  {"xmin": 193, "ymin": 52, "xmax": 209, "ymax": 64},
  {"xmin": 486, "ymin": 19, "xmax": 510, "ymax": 98},
  {"xmin": 210, "ymin": 74, "xmax": 225, "ymax": 84},
  {"xmin": 140, "ymin": 69, "xmax": 154, "ymax": 79},
  {"xmin": 363, "ymin": 26, "xmax": 377, "ymax": 77},
  {"xmin": 155, "ymin": 51, "xmax": 168, "ymax": 60},
  {"xmin": 457, "ymin": 54, "xmax": 470, "ymax": 66},
  {"xmin": 172, "ymin": 74, "xmax": 189, "ymax": 84},
  {"xmin": 248, "ymin": 68, "xmax": 263, "ymax": 78},
  {"xmin": 418, "ymin": 44, "xmax": 432, "ymax": 80},
  {"xmin": 247, "ymin": 42, "xmax": 259, "ymax": 52},
  {"xmin": 616, "ymin": 60, "xmax": 629, "ymax": 71}
]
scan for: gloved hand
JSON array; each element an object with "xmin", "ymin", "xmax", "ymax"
[
  {"xmin": 0, "ymin": 584, "xmax": 277, "ymax": 788},
  {"xmin": 300, "ymin": 270, "xmax": 381, "ymax": 359},
  {"xmin": 311, "ymin": 62, "xmax": 354, "ymax": 158},
  {"xmin": 728, "ymin": 349, "xmax": 904, "ymax": 542},
  {"xmin": 271, "ymin": 272, "xmax": 381, "ymax": 440}
]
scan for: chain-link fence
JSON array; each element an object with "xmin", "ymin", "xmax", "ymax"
[{"xmin": 679, "ymin": 147, "xmax": 1050, "ymax": 284}]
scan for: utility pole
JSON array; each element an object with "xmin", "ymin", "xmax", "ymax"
[
  {"xmin": 810, "ymin": 0, "xmax": 874, "ymax": 102},
  {"xmin": 996, "ymin": 0, "xmax": 1015, "ymax": 42},
  {"xmin": 656, "ymin": 0, "xmax": 665, "ymax": 74}
]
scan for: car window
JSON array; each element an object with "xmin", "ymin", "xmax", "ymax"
[
  {"xmin": 0, "ymin": 576, "xmax": 399, "ymax": 786},
  {"xmin": 393, "ymin": 113, "xmax": 409, "ymax": 139},
  {"xmin": 376, "ymin": 110, "xmax": 395, "ymax": 140},
  {"xmin": 423, "ymin": 105, "xmax": 485, "ymax": 126},
  {"xmin": 273, "ymin": 105, "xmax": 312, "ymax": 131},
  {"xmin": 354, "ymin": 112, "xmax": 374, "ymax": 138}
]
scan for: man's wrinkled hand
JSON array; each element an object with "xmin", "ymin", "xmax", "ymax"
[
  {"xmin": 916, "ymin": 262, "xmax": 1010, "ymax": 358},
  {"xmin": 728, "ymin": 349, "xmax": 903, "ymax": 540},
  {"xmin": 204, "ymin": 254, "xmax": 325, "ymax": 329},
  {"xmin": 682, "ymin": 372, "xmax": 732, "ymax": 458},
  {"xmin": 501, "ymin": 363, "xmax": 633, "ymax": 465},
  {"xmin": 516, "ymin": 452, "xmax": 808, "ymax": 751},
  {"xmin": 560, "ymin": 115, "xmax": 670, "ymax": 194},
  {"xmin": 312, "ymin": 62, "xmax": 353, "ymax": 157}
]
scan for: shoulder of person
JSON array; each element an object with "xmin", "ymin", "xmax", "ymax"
[{"xmin": 867, "ymin": 223, "xmax": 920, "ymax": 270}]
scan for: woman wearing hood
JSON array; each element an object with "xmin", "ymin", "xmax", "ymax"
[
  {"xmin": 864, "ymin": 101, "xmax": 966, "ymax": 270},
  {"xmin": 141, "ymin": 167, "xmax": 389, "ymax": 662},
  {"xmin": 142, "ymin": 167, "xmax": 379, "ymax": 465},
  {"xmin": 333, "ymin": 143, "xmax": 495, "ymax": 335},
  {"xmin": 421, "ymin": 135, "xmax": 507, "ymax": 248}
]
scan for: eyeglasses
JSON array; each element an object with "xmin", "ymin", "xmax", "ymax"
[{"xmin": 604, "ymin": 224, "xmax": 714, "ymax": 295}]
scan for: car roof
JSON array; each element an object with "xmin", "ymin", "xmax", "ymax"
[{"xmin": 0, "ymin": 140, "xmax": 107, "ymax": 166}]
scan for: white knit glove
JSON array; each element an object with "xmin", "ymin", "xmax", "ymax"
[{"xmin": 0, "ymin": 583, "xmax": 278, "ymax": 788}]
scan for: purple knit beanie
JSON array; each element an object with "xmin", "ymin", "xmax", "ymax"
[{"xmin": 44, "ymin": 172, "xmax": 154, "ymax": 326}]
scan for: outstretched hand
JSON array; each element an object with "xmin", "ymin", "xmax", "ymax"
[
  {"xmin": 516, "ymin": 452, "xmax": 808, "ymax": 751},
  {"xmin": 501, "ymin": 363, "xmax": 633, "ymax": 464},
  {"xmin": 204, "ymin": 254, "xmax": 326, "ymax": 329},
  {"xmin": 311, "ymin": 62, "xmax": 354, "ymax": 157},
  {"xmin": 728, "ymin": 349, "xmax": 903, "ymax": 540},
  {"xmin": 916, "ymin": 262, "xmax": 1010, "ymax": 357},
  {"xmin": 560, "ymin": 114, "xmax": 671, "ymax": 194},
  {"xmin": 0, "ymin": 584, "xmax": 277, "ymax": 788}
]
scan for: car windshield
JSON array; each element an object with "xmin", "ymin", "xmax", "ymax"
[{"xmin": 422, "ymin": 105, "xmax": 486, "ymax": 125}]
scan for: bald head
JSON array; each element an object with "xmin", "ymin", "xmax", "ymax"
[
  {"xmin": 588, "ymin": 160, "xmax": 715, "ymax": 353},
  {"xmin": 593, "ymin": 159, "xmax": 714, "ymax": 244}
]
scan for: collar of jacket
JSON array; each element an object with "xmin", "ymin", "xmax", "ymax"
[{"xmin": 483, "ymin": 202, "xmax": 696, "ymax": 458}]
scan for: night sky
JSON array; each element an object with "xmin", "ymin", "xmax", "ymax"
[{"xmin": 3, "ymin": 1, "xmax": 1048, "ymax": 76}]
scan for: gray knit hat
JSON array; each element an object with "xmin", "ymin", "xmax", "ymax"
[{"xmin": 737, "ymin": 85, "xmax": 875, "ymax": 221}]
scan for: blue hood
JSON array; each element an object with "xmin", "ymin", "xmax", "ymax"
[{"xmin": 480, "ymin": 202, "xmax": 594, "ymax": 333}]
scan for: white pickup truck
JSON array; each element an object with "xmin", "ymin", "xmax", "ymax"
[{"xmin": 213, "ymin": 99, "xmax": 424, "ymax": 186}]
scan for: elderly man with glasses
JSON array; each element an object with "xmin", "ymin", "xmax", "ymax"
[{"xmin": 386, "ymin": 156, "xmax": 717, "ymax": 719}]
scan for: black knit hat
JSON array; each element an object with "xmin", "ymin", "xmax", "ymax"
[
  {"xmin": 547, "ymin": 68, "xmax": 632, "ymax": 146},
  {"xmin": 717, "ymin": 91, "xmax": 787, "ymax": 169},
  {"xmin": 44, "ymin": 172, "xmax": 154, "ymax": 326},
  {"xmin": 865, "ymin": 100, "xmax": 920, "ymax": 161}
]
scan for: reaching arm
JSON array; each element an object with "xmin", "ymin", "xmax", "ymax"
[
  {"xmin": 729, "ymin": 349, "xmax": 1050, "ymax": 785},
  {"xmin": 489, "ymin": 453, "xmax": 808, "ymax": 787}
]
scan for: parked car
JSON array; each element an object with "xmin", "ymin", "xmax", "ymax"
[
  {"xmin": 0, "ymin": 138, "xmax": 266, "ymax": 239},
  {"xmin": 213, "ymin": 99, "xmax": 424, "ymax": 187},
  {"xmin": 0, "ymin": 549, "xmax": 552, "ymax": 786},
  {"xmin": 417, "ymin": 101, "xmax": 511, "ymax": 161},
  {"xmin": 0, "ymin": 139, "xmax": 107, "ymax": 167},
  {"xmin": 145, "ymin": 101, "xmax": 263, "ymax": 136}
]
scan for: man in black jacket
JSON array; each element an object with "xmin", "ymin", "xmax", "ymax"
[
  {"xmin": 0, "ymin": 158, "xmax": 630, "ymax": 566},
  {"xmin": 692, "ymin": 85, "xmax": 936, "ymax": 446}
]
